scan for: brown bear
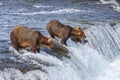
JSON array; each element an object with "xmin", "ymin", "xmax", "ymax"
[
  {"xmin": 10, "ymin": 25, "xmax": 54, "ymax": 53},
  {"xmin": 70, "ymin": 27, "xmax": 88, "ymax": 44},
  {"xmin": 46, "ymin": 20, "xmax": 87, "ymax": 45}
]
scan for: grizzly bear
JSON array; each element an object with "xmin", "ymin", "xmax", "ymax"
[
  {"xmin": 10, "ymin": 25, "xmax": 53, "ymax": 53},
  {"xmin": 46, "ymin": 20, "xmax": 87, "ymax": 45}
]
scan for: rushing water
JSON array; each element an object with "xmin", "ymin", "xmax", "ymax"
[
  {"xmin": 0, "ymin": 0, "xmax": 120, "ymax": 80},
  {"xmin": 100, "ymin": 0, "xmax": 120, "ymax": 12}
]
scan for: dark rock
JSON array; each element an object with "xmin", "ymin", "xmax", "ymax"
[{"xmin": 109, "ymin": 21, "xmax": 117, "ymax": 27}]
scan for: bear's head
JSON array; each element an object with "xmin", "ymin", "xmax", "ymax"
[
  {"xmin": 74, "ymin": 27, "xmax": 86, "ymax": 38},
  {"xmin": 71, "ymin": 27, "xmax": 87, "ymax": 44},
  {"xmin": 37, "ymin": 34, "xmax": 54, "ymax": 49},
  {"xmin": 42, "ymin": 35, "xmax": 54, "ymax": 49},
  {"xmin": 47, "ymin": 37, "xmax": 54, "ymax": 48}
]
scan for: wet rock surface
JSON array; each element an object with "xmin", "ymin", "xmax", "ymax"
[{"xmin": 0, "ymin": 40, "xmax": 70, "ymax": 73}]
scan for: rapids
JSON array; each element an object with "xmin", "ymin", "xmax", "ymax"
[{"xmin": 0, "ymin": 0, "xmax": 120, "ymax": 80}]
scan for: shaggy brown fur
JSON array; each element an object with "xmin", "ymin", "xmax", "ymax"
[
  {"xmin": 46, "ymin": 20, "xmax": 87, "ymax": 45},
  {"xmin": 10, "ymin": 25, "xmax": 53, "ymax": 53}
]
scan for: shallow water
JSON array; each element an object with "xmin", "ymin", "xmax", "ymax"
[{"xmin": 0, "ymin": 0, "xmax": 120, "ymax": 80}]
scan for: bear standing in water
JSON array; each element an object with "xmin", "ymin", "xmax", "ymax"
[
  {"xmin": 46, "ymin": 20, "xmax": 87, "ymax": 45},
  {"xmin": 10, "ymin": 25, "xmax": 53, "ymax": 53}
]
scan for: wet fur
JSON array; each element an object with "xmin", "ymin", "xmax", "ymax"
[
  {"xmin": 10, "ymin": 25, "xmax": 53, "ymax": 53},
  {"xmin": 46, "ymin": 20, "xmax": 86, "ymax": 45}
]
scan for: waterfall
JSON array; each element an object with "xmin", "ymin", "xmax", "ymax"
[
  {"xmin": 0, "ymin": 23, "xmax": 120, "ymax": 80},
  {"xmin": 0, "ymin": 45, "xmax": 109, "ymax": 80},
  {"xmin": 85, "ymin": 23, "xmax": 120, "ymax": 61},
  {"xmin": 100, "ymin": 0, "xmax": 120, "ymax": 12},
  {"xmin": 100, "ymin": 0, "xmax": 119, "ymax": 6},
  {"xmin": 0, "ymin": 0, "xmax": 120, "ymax": 80}
]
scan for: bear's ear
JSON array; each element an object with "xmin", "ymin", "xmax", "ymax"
[
  {"xmin": 74, "ymin": 26, "xmax": 81, "ymax": 30},
  {"xmin": 66, "ymin": 25, "xmax": 71, "ymax": 28}
]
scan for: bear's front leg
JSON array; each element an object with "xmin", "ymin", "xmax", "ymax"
[
  {"xmin": 12, "ymin": 43, "xmax": 19, "ymax": 51},
  {"xmin": 37, "ymin": 48, "xmax": 40, "ymax": 53},
  {"xmin": 60, "ymin": 38, "xmax": 68, "ymax": 46},
  {"xmin": 48, "ymin": 30, "xmax": 55, "ymax": 38},
  {"xmin": 60, "ymin": 33, "xmax": 70, "ymax": 46}
]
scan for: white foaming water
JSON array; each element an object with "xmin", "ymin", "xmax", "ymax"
[
  {"xmin": 100, "ymin": 0, "xmax": 120, "ymax": 12},
  {"xmin": 0, "ymin": 23, "xmax": 120, "ymax": 80},
  {"xmin": 96, "ymin": 55, "xmax": 120, "ymax": 80},
  {"xmin": 0, "ymin": 45, "xmax": 105, "ymax": 80},
  {"xmin": 10, "ymin": 8, "xmax": 86, "ymax": 15},
  {"xmin": 100, "ymin": 0, "xmax": 119, "ymax": 6},
  {"xmin": 85, "ymin": 23, "xmax": 120, "ymax": 60},
  {"xmin": 33, "ymin": 4, "xmax": 51, "ymax": 8},
  {"xmin": 1, "ymin": 44, "xmax": 120, "ymax": 80}
]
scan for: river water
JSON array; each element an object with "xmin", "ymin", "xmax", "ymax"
[{"xmin": 0, "ymin": 0, "xmax": 120, "ymax": 80}]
